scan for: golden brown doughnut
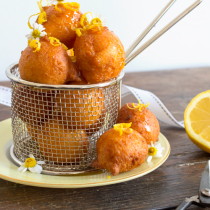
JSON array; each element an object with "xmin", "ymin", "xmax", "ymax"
[
  {"xmin": 74, "ymin": 27, "xmax": 125, "ymax": 84},
  {"xmin": 117, "ymin": 103, "xmax": 160, "ymax": 145},
  {"xmin": 92, "ymin": 126, "xmax": 148, "ymax": 176}
]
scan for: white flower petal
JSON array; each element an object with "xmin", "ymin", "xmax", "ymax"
[
  {"xmin": 25, "ymin": 34, "xmax": 32, "ymax": 39},
  {"xmin": 29, "ymin": 154, "xmax": 35, "ymax": 159},
  {"xmin": 147, "ymin": 156, "xmax": 152, "ymax": 163},
  {"xmin": 40, "ymin": 31, "xmax": 47, "ymax": 37},
  {"xmin": 154, "ymin": 153, "xmax": 163, "ymax": 158},
  {"xmin": 34, "ymin": 164, "xmax": 43, "ymax": 174},
  {"xmin": 18, "ymin": 165, "xmax": 26, "ymax": 172},
  {"xmin": 22, "ymin": 168, "xmax": 28, "ymax": 173},
  {"xmin": 37, "ymin": 161, "xmax": 45, "ymax": 165},
  {"xmin": 29, "ymin": 167, "xmax": 37, "ymax": 173}
]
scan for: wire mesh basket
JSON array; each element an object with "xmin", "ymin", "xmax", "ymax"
[{"xmin": 6, "ymin": 63, "xmax": 124, "ymax": 175}]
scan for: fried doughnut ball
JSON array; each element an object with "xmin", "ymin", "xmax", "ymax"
[
  {"xmin": 37, "ymin": 118, "xmax": 89, "ymax": 163},
  {"xmin": 74, "ymin": 27, "xmax": 125, "ymax": 84},
  {"xmin": 55, "ymin": 86, "xmax": 105, "ymax": 129},
  {"xmin": 41, "ymin": 4, "xmax": 82, "ymax": 48},
  {"xmin": 117, "ymin": 103, "xmax": 160, "ymax": 145},
  {"xmin": 19, "ymin": 37, "xmax": 81, "ymax": 85},
  {"xmin": 92, "ymin": 127, "xmax": 148, "ymax": 176},
  {"xmin": 12, "ymin": 85, "xmax": 53, "ymax": 126}
]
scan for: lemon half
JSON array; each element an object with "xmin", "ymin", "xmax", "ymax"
[{"xmin": 184, "ymin": 90, "xmax": 210, "ymax": 153}]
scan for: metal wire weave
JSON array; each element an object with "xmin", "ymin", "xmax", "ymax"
[{"xmin": 7, "ymin": 64, "xmax": 123, "ymax": 175}]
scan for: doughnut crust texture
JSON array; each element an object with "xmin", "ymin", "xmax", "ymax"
[
  {"xmin": 19, "ymin": 37, "xmax": 81, "ymax": 84},
  {"xmin": 92, "ymin": 128, "xmax": 148, "ymax": 176},
  {"xmin": 42, "ymin": 5, "xmax": 82, "ymax": 49},
  {"xmin": 74, "ymin": 27, "xmax": 125, "ymax": 84},
  {"xmin": 37, "ymin": 119, "xmax": 89, "ymax": 163},
  {"xmin": 117, "ymin": 104, "xmax": 160, "ymax": 145}
]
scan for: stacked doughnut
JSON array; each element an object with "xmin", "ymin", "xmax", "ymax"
[{"xmin": 17, "ymin": 0, "xmax": 125, "ymax": 164}]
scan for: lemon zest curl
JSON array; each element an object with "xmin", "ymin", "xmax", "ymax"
[
  {"xmin": 49, "ymin": 37, "xmax": 61, "ymax": 46},
  {"xmin": 28, "ymin": 13, "xmax": 40, "ymax": 29},
  {"xmin": 127, "ymin": 99, "xmax": 149, "ymax": 112},
  {"xmin": 55, "ymin": 2, "xmax": 80, "ymax": 12},
  {"xmin": 29, "ymin": 40, "xmax": 41, "ymax": 52},
  {"xmin": 61, "ymin": 43, "xmax": 68, "ymax": 51},
  {"xmin": 113, "ymin": 123, "xmax": 133, "ymax": 136},
  {"xmin": 64, "ymin": 2, "xmax": 80, "ymax": 11},
  {"xmin": 73, "ymin": 12, "xmax": 104, "ymax": 37}
]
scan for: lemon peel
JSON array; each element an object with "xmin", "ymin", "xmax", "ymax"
[
  {"xmin": 37, "ymin": 0, "xmax": 47, "ymax": 24},
  {"xmin": 61, "ymin": 43, "xmax": 68, "ymax": 51},
  {"xmin": 29, "ymin": 40, "xmax": 41, "ymax": 52},
  {"xmin": 113, "ymin": 123, "xmax": 133, "ymax": 136},
  {"xmin": 28, "ymin": 13, "xmax": 40, "ymax": 29},
  {"xmin": 49, "ymin": 37, "xmax": 61, "ymax": 46},
  {"xmin": 127, "ymin": 99, "xmax": 149, "ymax": 112},
  {"xmin": 64, "ymin": 2, "xmax": 80, "ymax": 11},
  {"xmin": 184, "ymin": 90, "xmax": 210, "ymax": 153},
  {"xmin": 55, "ymin": 3, "xmax": 63, "ymax": 12}
]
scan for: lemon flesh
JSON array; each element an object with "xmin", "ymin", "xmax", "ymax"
[{"xmin": 184, "ymin": 90, "xmax": 210, "ymax": 153}]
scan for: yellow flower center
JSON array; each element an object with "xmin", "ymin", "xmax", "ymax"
[
  {"xmin": 49, "ymin": 37, "xmax": 61, "ymax": 46},
  {"xmin": 113, "ymin": 123, "xmax": 133, "ymax": 136},
  {"xmin": 127, "ymin": 99, "xmax": 149, "ymax": 112},
  {"xmin": 32, "ymin": 29, "xmax": 41, "ymax": 39},
  {"xmin": 148, "ymin": 147, "xmax": 157, "ymax": 156},
  {"xmin": 29, "ymin": 40, "xmax": 41, "ymax": 52},
  {"xmin": 24, "ymin": 157, "xmax": 37, "ymax": 168}
]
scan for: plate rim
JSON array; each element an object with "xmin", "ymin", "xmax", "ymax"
[{"xmin": 0, "ymin": 118, "xmax": 170, "ymax": 188}]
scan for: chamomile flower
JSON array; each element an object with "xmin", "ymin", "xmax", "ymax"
[
  {"xmin": 87, "ymin": 13, "xmax": 107, "ymax": 26},
  {"xmin": 18, "ymin": 154, "xmax": 45, "ymax": 174},
  {"xmin": 147, "ymin": 142, "xmax": 165, "ymax": 163},
  {"xmin": 25, "ymin": 23, "xmax": 47, "ymax": 41}
]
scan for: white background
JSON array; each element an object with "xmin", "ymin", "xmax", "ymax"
[{"xmin": 0, "ymin": 0, "xmax": 209, "ymax": 81}]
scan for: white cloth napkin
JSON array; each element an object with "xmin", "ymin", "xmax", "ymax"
[
  {"xmin": 0, "ymin": 86, "xmax": 11, "ymax": 107},
  {"xmin": 0, "ymin": 85, "xmax": 184, "ymax": 128}
]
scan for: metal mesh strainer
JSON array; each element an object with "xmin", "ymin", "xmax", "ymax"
[{"xmin": 6, "ymin": 63, "xmax": 124, "ymax": 175}]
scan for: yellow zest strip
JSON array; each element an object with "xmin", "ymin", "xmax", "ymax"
[
  {"xmin": 37, "ymin": 0, "xmax": 44, "ymax": 12},
  {"xmin": 49, "ymin": 37, "xmax": 61, "ymax": 46},
  {"xmin": 76, "ymin": 28, "xmax": 82, "ymax": 37},
  {"xmin": 46, "ymin": 0, "xmax": 49, "ymax": 6},
  {"xmin": 127, "ymin": 99, "xmax": 149, "ymax": 112},
  {"xmin": 28, "ymin": 13, "xmax": 40, "ymax": 29},
  {"xmin": 29, "ymin": 40, "xmax": 41, "ymax": 52},
  {"xmin": 61, "ymin": 43, "xmax": 68, "ymax": 51},
  {"xmin": 80, "ymin": 12, "xmax": 91, "ymax": 28},
  {"xmin": 38, "ymin": 11, "xmax": 47, "ymax": 24},
  {"xmin": 113, "ymin": 123, "xmax": 133, "ymax": 136},
  {"xmin": 63, "ymin": 2, "xmax": 80, "ymax": 11},
  {"xmin": 55, "ymin": 3, "xmax": 63, "ymax": 12}
]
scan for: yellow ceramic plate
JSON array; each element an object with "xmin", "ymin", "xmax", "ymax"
[{"xmin": 0, "ymin": 119, "xmax": 170, "ymax": 188}]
